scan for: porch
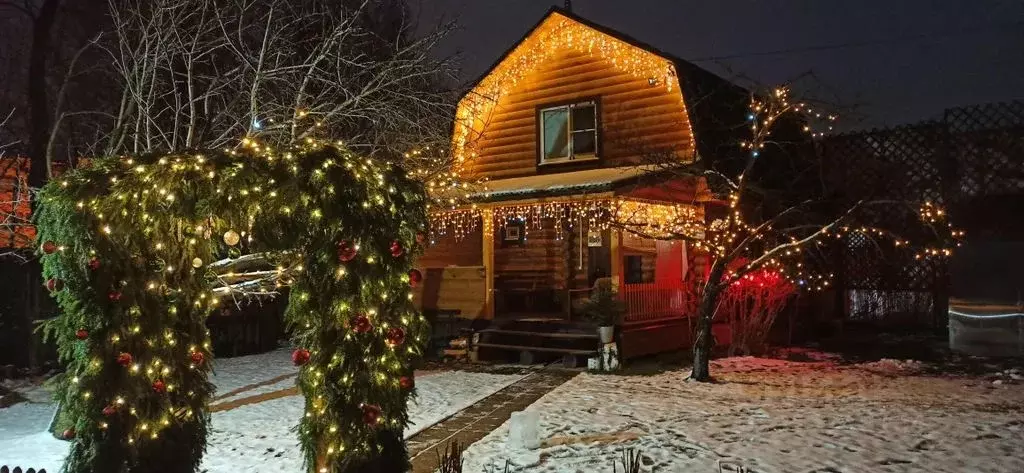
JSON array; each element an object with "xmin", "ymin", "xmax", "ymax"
[
  {"xmin": 416, "ymin": 217, "xmax": 716, "ymax": 363},
  {"xmin": 417, "ymin": 165, "xmax": 719, "ymax": 363}
]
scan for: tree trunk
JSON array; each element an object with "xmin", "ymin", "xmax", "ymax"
[
  {"xmin": 690, "ymin": 287, "xmax": 720, "ymax": 381},
  {"xmin": 690, "ymin": 259, "xmax": 726, "ymax": 381},
  {"xmin": 27, "ymin": 0, "xmax": 63, "ymax": 189},
  {"xmin": 23, "ymin": 0, "xmax": 62, "ymax": 372}
]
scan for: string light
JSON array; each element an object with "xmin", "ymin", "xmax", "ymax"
[
  {"xmin": 452, "ymin": 13, "xmax": 691, "ymax": 172},
  {"xmin": 38, "ymin": 136, "xmax": 430, "ymax": 470}
]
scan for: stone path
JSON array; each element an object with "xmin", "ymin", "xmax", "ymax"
[{"xmin": 406, "ymin": 369, "xmax": 578, "ymax": 473}]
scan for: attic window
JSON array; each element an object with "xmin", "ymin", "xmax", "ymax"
[{"xmin": 539, "ymin": 100, "xmax": 598, "ymax": 164}]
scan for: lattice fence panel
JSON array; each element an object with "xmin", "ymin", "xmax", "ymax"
[{"xmin": 813, "ymin": 100, "xmax": 1024, "ymax": 296}]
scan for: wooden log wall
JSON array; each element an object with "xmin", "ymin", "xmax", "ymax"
[
  {"xmin": 416, "ymin": 227, "xmax": 483, "ymax": 269},
  {"xmin": 494, "ymin": 219, "xmax": 571, "ymax": 289},
  {"xmin": 465, "ymin": 49, "xmax": 695, "ymax": 181},
  {"xmin": 412, "ymin": 266, "xmax": 487, "ymax": 319}
]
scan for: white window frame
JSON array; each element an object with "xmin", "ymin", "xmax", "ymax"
[{"xmin": 538, "ymin": 100, "xmax": 599, "ymax": 164}]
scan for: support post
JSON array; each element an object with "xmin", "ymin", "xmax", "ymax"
[
  {"xmin": 610, "ymin": 229, "xmax": 623, "ymax": 290},
  {"xmin": 482, "ymin": 210, "xmax": 495, "ymax": 319}
]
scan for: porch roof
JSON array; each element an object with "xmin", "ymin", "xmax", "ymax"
[{"xmin": 469, "ymin": 165, "xmax": 711, "ymax": 205}]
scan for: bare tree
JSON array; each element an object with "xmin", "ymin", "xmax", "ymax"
[
  {"xmin": 613, "ymin": 84, "xmax": 960, "ymax": 381},
  {"xmin": 0, "ymin": 0, "xmax": 112, "ymax": 179},
  {"xmin": 70, "ymin": 0, "xmax": 459, "ymax": 300},
  {"xmin": 99, "ymin": 0, "xmax": 457, "ymax": 164}
]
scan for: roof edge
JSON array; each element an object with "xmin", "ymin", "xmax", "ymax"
[{"xmin": 463, "ymin": 6, "xmax": 745, "ymax": 98}]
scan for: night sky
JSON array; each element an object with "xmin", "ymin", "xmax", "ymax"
[{"xmin": 416, "ymin": 0, "xmax": 1024, "ymax": 129}]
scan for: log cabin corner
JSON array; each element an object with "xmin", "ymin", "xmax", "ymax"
[{"xmin": 415, "ymin": 6, "xmax": 749, "ymax": 365}]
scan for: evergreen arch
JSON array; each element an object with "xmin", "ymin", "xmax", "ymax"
[{"xmin": 36, "ymin": 141, "xmax": 429, "ymax": 473}]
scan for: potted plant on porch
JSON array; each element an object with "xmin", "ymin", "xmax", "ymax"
[{"xmin": 580, "ymin": 279, "xmax": 624, "ymax": 344}]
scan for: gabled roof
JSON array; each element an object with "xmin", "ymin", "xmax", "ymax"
[{"xmin": 463, "ymin": 6, "xmax": 751, "ymax": 164}]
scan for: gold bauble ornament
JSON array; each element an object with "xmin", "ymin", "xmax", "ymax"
[
  {"xmin": 223, "ymin": 230, "xmax": 240, "ymax": 246},
  {"xmin": 192, "ymin": 258, "xmax": 203, "ymax": 268}
]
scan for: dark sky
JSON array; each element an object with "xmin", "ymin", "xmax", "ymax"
[{"xmin": 416, "ymin": 0, "xmax": 1024, "ymax": 129}]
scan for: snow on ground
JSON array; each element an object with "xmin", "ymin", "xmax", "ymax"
[
  {"xmin": 0, "ymin": 349, "xmax": 524, "ymax": 472},
  {"xmin": 464, "ymin": 355, "xmax": 1024, "ymax": 473}
]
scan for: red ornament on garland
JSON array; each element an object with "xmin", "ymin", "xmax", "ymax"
[
  {"xmin": 46, "ymin": 278, "xmax": 64, "ymax": 292},
  {"xmin": 108, "ymin": 291, "xmax": 122, "ymax": 302},
  {"xmin": 87, "ymin": 257, "xmax": 101, "ymax": 271},
  {"xmin": 399, "ymin": 376, "xmax": 414, "ymax": 390},
  {"xmin": 291, "ymin": 348, "xmax": 311, "ymax": 366},
  {"xmin": 116, "ymin": 352, "xmax": 133, "ymax": 367},
  {"xmin": 351, "ymin": 315, "xmax": 372, "ymax": 334},
  {"xmin": 190, "ymin": 351, "xmax": 205, "ymax": 365},
  {"xmin": 415, "ymin": 232, "xmax": 426, "ymax": 245},
  {"xmin": 385, "ymin": 327, "xmax": 406, "ymax": 347},
  {"xmin": 152, "ymin": 379, "xmax": 166, "ymax": 393},
  {"xmin": 361, "ymin": 403, "xmax": 382, "ymax": 426},
  {"xmin": 62, "ymin": 428, "xmax": 76, "ymax": 440},
  {"xmin": 75, "ymin": 329, "xmax": 88, "ymax": 340},
  {"xmin": 389, "ymin": 240, "xmax": 404, "ymax": 257},
  {"xmin": 41, "ymin": 240, "xmax": 57, "ymax": 255},
  {"xmin": 337, "ymin": 240, "xmax": 358, "ymax": 262},
  {"xmin": 408, "ymin": 269, "xmax": 423, "ymax": 287},
  {"xmin": 102, "ymin": 405, "xmax": 117, "ymax": 416}
]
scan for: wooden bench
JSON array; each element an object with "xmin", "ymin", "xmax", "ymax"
[{"xmin": 422, "ymin": 308, "xmax": 464, "ymax": 354}]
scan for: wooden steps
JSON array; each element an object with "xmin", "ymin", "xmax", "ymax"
[
  {"xmin": 477, "ymin": 328, "xmax": 598, "ymax": 340},
  {"xmin": 475, "ymin": 318, "xmax": 599, "ymax": 367},
  {"xmin": 474, "ymin": 343, "xmax": 595, "ymax": 356}
]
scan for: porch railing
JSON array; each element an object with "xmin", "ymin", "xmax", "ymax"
[{"xmin": 620, "ymin": 282, "xmax": 698, "ymax": 323}]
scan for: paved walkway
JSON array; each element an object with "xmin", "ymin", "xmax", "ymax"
[{"xmin": 407, "ymin": 369, "xmax": 578, "ymax": 473}]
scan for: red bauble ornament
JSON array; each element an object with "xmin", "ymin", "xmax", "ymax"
[
  {"xmin": 386, "ymin": 327, "xmax": 406, "ymax": 347},
  {"xmin": 41, "ymin": 240, "xmax": 57, "ymax": 254},
  {"xmin": 351, "ymin": 315, "xmax": 372, "ymax": 334},
  {"xmin": 108, "ymin": 291, "xmax": 122, "ymax": 302},
  {"xmin": 152, "ymin": 379, "xmax": 166, "ymax": 393},
  {"xmin": 46, "ymin": 278, "xmax": 64, "ymax": 292},
  {"xmin": 361, "ymin": 403, "xmax": 382, "ymax": 426},
  {"xmin": 337, "ymin": 240, "xmax": 358, "ymax": 262},
  {"xmin": 116, "ymin": 352, "xmax": 133, "ymax": 367},
  {"xmin": 62, "ymin": 428, "xmax": 76, "ymax": 440},
  {"xmin": 408, "ymin": 269, "xmax": 423, "ymax": 287},
  {"xmin": 75, "ymin": 329, "xmax": 88, "ymax": 340},
  {"xmin": 87, "ymin": 257, "xmax": 101, "ymax": 271},
  {"xmin": 102, "ymin": 405, "xmax": 117, "ymax": 416},
  {"xmin": 190, "ymin": 351, "xmax": 205, "ymax": 365},
  {"xmin": 415, "ymin": 232, "xmax": 426, "ymax": 245},
  {"xmin": 399, "ymin": 376, "xmax": 414, "ymax": 390},
  {"xmin": 291, "ymin": 348, "xmax": 311, "ymax": 366},
  {"xmin": 389, "ymin": 240, "xmax": 404, "ymax": 257}
]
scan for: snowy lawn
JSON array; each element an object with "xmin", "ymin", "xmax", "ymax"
[
  {"xmin": 464, "ymin": 352, "xmax": 1024, "ymax": 473},
  {"xmin": 0, "ymin": 349, "xmax": 524, "ymax": 472}
]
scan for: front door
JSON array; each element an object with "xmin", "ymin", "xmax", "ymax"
[{"xmin": 586, "ymin": 228, "xmax": 611, "ymax": 287}]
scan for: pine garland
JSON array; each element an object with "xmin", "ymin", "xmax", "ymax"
[{"xmin": 35, "ymin": 141, "xmax": 429, "ymax": 473}]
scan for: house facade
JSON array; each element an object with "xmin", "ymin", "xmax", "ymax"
[{"xmin": 417, "ymin": 7, "xmax": 747, "ymax": 360}]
